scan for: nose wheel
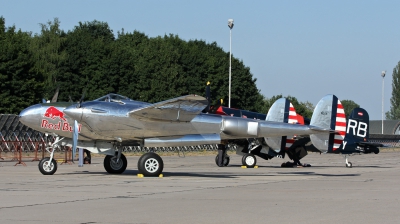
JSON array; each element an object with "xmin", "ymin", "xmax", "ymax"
[{"xmin": 38, "ymin": 157, "xmax": 58, "ymax": 175}]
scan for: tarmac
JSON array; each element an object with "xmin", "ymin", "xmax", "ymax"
[{"xmin": 1, "ymin": 151, "xmax": 400, "ymax": 224}]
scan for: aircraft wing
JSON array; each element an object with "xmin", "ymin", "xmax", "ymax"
[{"xmin": 129, "ymin": 95, "xmax": 208, "ymax": 122}]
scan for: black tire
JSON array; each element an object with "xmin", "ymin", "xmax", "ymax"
[
  {"xmin": 137, "ymin": 152, "xmax": 164, "ymax": 177},
  {"xmin": 38, "ymin": 157, "xmax": 58, "ymax": 175},
  {"xmin": 103, "ymin": 153, "xmax": 127, "ymax": 174},
  {"xmin": 215, "ymin": 155, "xmax": 230, "ymax": 167},
  {"xmin": 346, "ymin": 162, "xmax": 353, "ymax": 168},
  {"xmin": 242, "ymin": 154, "xmax": 257, "ymax": 168}
]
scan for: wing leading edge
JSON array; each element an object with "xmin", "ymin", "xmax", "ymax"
[{"xmin": 129, "ymin": 95, "xmax": 208, "ymax": 122}]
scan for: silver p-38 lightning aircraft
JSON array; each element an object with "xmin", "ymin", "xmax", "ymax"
[{"xmin": 19, "ymin": 93, "xmax": 343, "ymax": 176}]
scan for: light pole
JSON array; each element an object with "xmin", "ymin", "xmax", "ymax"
[
  {"xmin": 382, "ymin": 70, "xmax": 386, "ymax": 134},
  {"xmin": 228, "ymin": 19, "xmax": 234, "ymax": 108}
]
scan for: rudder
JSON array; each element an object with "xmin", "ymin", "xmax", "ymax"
[{"xmin": 310, "ymin": 95, "xmax": 346, "ymax": 153}]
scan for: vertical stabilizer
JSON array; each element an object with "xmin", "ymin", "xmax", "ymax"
[
  {"xmin": 265, "ymin": 98, "xmax": 299, "ymax": 152},
  {"xmin": 310, "ymin": 95, "xmax": 346, "ymax": 153},
  {"xmin": 346, "ymin": 108, "xmax": 369, "ymax": 142}
]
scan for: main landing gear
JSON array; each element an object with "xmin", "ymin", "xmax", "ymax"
[
  {"xmin": 215, "ymin": 143, "xmax": 230, "ymax": 167},
  {"xmin": 103, "ymin": 153, "xmax": 127, "ymax": 174},
  {"xmin": 242, "ymin": 153, "xmax": 257, "ymax": 168},
  {"xmin": 137, "ymin": 152, "xmax": 164, "ymax": 177},
  {"xmin": 102, "ymin": 152, "xmax": 164, "ymax": 177}
]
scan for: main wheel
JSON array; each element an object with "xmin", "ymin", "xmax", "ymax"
[
  {"xmin": 103, "ymin": 153, "xmax": 127, "ymax": 174},
  {"xmin": 38, "ymin": 157, "xmax": 58, "ymax": 175},
  {"xmin": 215, "ymin": 154, "xmax": 230, "ymax": 167},
  {"xmin": 242, "ymin": 154, "xmax": 257, "ymax": 168},
  {"xmin": 138, "ymin": 152, "xmax": 164, "ymax": 177},
  {"xmin": 346, "ymin": 162, "xmax": 353, "ymax": 168}
]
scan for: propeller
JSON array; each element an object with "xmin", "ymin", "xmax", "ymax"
[
  {"xmin": 77, "ymin": 90, "xmax": 86, "ymax": 108},
  {"xmin": 51, "ymin": 86, "xmax": 60, "ymax": 103},
  {"xmin": 69, "ymin": 90, "xmax": 85, "ymax": 162},
  {"xmin": 204, "ymin": 81, "xmax": 211, "ymax": 112},
  {"xmin": 71, "ymin": 120, "xmax": 79, "ymax": 162},
  {"xmin": 41, "ymin": 86, "xmax": 60, "ymax": 103}
]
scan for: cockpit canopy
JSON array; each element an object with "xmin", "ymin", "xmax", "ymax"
[{"xmin": 94, "ymin": 93, "xmax": 132, "ymax": 103}]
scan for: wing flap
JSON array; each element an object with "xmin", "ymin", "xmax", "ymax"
[{"xmin": 129, "ymin": 95, "xmax": 208, "ymax": 122}]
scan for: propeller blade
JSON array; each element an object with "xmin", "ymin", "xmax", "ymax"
[
  {"xmin": 51, "ymin": 86, "xmax": 60, "ymax": 103},
  {"xmin": 78, "ymin": 91, "xmax": 86, "ymax": 108},
  {"xmin": 202, "ymin": 81, "xmax": 211, "ymax": 113},
  {"xmin": 72, "ymin": 120, "xmax": 79, "ymax": 162}
]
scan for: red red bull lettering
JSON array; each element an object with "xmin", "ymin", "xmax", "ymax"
[{"xmin": 41, "ymin": 119, "xmax": 81, "ymax": 132}]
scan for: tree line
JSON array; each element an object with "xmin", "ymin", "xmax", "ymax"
[{"xmin": 1, "ymin": 16, "xmax": 364, "ymax": 119}]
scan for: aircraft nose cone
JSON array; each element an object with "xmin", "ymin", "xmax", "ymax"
[
  {"xmin": 63, "ymin": 105, "xmax": 83, "ymax": 122},
  {"xmin": 19, "ymin": 104, "xmax": 42, "ymax": 126}
]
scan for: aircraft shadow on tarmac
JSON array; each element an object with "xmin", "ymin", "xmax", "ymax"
[
  {"xmin": 57, "ymin": 169, "xmax": 363, "ymax": 178},
  {"xmin": 251, "ymin": 164, "xmax": 393, "ymax": 169}
]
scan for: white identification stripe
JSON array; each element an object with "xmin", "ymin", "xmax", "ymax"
[
  {"xmin": 337, "ymin": 108, "xmax": 345, "ymax": 114},
  {"xmin": 335, "ymin": 126, "xmax": 346, "ymax": 132},
  {"xmin": 334, "ymin": 136, "xmax": 344, "ymax": 141},
  {"xmin": 336, "ymin": 117, "xmax": 346, "ymax": 123}
]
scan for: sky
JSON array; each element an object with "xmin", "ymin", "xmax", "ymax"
[{"xmin": 1, "ymin": 0, "xmax": 399, "ymax": 120}]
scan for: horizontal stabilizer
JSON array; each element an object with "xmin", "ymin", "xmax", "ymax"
[{"xmin": 129, "ymin": 95, "xmax": 208, "ymax": 122}]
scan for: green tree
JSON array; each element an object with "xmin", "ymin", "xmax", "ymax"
[
  {"xmin": 0, "ymin": 17, "xmax": 267, "ymax": 115},
  {"xmin": 0, "ymin": 17, "xmax": 43, "ymax": 114},
  {"xmin": 341, "ymin": 99, "xmax": 360, "ymax": 119},
  {"xmin": 386, "ymin": 62, "xmax": 400, "ymax": 119},
  {"xmin": 30, "ymin": 18, "xmax": 67, "ymax": 100},
  {"xmin": 61, "ymin": 20, "xmax": 115, "ymax": 101},
  {"xmin": 263, "ymin": 95, "xmax": 313, "ymax": 118}
]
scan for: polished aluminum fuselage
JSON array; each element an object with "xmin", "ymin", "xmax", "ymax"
[{"xmin": 19, "ymin": 100, "xmax": 221, "ymax": 141}]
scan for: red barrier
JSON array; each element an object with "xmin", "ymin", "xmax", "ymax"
[
  {"xmin": 0, "ymin": 140, "xmax": 48, "ymax": 165},
  {"xmin": 14, "ymin": 145, "xmax": 26, "ymax": 166},
  {"xmin": 60, "ymin": 146, "xmax": 74, "ymax": 165}
]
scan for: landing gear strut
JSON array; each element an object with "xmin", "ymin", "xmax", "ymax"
[
  {"xmin": 215, "ymin": 144, "xmax": 230, "ymax": 167},
  {"xmin": 38, "ymin": 136, "xmax": 64, "ymax": 175}
]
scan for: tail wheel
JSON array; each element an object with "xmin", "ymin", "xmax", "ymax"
[
  {"xmin": 104, "ymin": 153, "xmax": 127, "ymax": 174},
  {"xmin": 346, "ymin": 162, "xmax": 353, "ymax": 168},
  {"xmin": 242, "ymin": 154, "xmax": 257, "ymax": 168},
  {"xmin": 215, "ymin": 155, "xmax": 230, "ymax": 167},
  {"xmin": 138, "ymin": 152, "xmax": 164, "ymax": 177},
  {"xmin": 38, "ymin": 157, "xmax": 58, "ymax": 175}
]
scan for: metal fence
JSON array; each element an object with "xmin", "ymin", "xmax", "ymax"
[
  {"xmin": 1, "ymin": 114, "xmax": 398, "ymax": 155},
  {"xmin": 0, "ymin": 115, "xmax": 230, "ymax": 155}
]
